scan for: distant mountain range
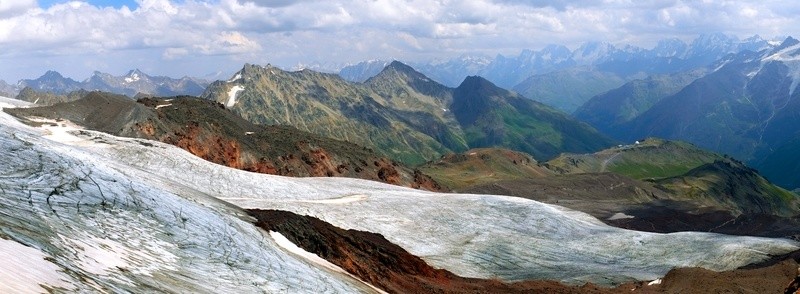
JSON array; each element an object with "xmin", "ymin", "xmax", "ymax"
[
  {"xmin": 202, "ymin": 61, "xmax": 616, "ymax": 165},
  {"xmin": 2, "ymin": 69, "xmax": 209, "ymax": 98},
  {"xmin": 337, "ymin": 33, "xmax": 777, "ymax": 113},
  {"xmin": 339, "ymin": 33, "xmax": 776, "ymax": 88}
]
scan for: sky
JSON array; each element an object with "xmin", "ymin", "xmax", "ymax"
[{"xmin": 0, "ymin": 0, "xmax": 798, "ymax": 82}]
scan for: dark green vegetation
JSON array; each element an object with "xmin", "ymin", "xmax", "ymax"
[
  {"xmin": 512, "ymin": 68, "xmax": 625, "ymax": 113},
  {"xmin": 202, "ymin": 61, "xmax": 616, "ymax": 165},
  {"xmin": 5, "ymin": 92, "xmax": 442, "ymax": 190}
]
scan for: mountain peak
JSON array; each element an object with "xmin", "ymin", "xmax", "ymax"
[
  {"xmin": 368, "ymin": 60, "xmax": 430, "ymax": 83},
  {"xmin": 127, "ymin": 68, "xmax": 145, "ymax": 76},
  {"xmin": 385, "ymin": 60, "xmax": 416, "ymax": 72},
  {"xmin": 778, "ymin": 36, "xmax": 799, "ymax": 49},
  {"xmin": 457, "ymin": 75, "xmax": 497, "ymax": 90},
  {"xmin": 41, "ymin": 70, "xmax": 65, "ymax": 80}
]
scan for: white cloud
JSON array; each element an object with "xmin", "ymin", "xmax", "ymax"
[
  {"xmin": 0, "ymin": 0, "xmax": 35, "ymax": 17},
  {"xmin": 0, "ymin": 0, "xmax": 799, "ymax": 82}
]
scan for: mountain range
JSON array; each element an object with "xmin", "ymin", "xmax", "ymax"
[
  {"xmin": 339, "ymin": 34, "xmax": 775, "ymax": 88},
  {"xmin": 336, "ymin": 33, "xmax": 776, "ymax": 114},
  {"xmin": 3, "ymin": 69, "xmax": 208, "ymax": 98},
  {"xmin": 576, "ymin": 37, "xmax": 800, "ymax": 190},
  {"xmin": 201, "ymin": 61, "xmax": 616, "ymax": 165}
]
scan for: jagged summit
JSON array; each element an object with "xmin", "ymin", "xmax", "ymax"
[{"xmin": 770, "ymin": 36, "xmax": 800, "ymax": 53}]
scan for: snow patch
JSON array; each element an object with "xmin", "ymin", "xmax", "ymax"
[
  {"xmin": 245, "ymin": 131, "xmax": 254, "ymax": 135},
  {"xmin": 0, "ymin": 96, "xmax": 32, "ymax": 109},
  {"xmin": 0, "ymin": 239, "xmax": 74, "ymax": 293},
  {"xmin": 155, "ymin": 103, "xmax": 172, "ymax": 109},
  {"xmin": 226, "ymin": 85, "xmax": 245, "ymax": 108},
  {"xmin": 270, "ymin": 231, "xmax": 346, "ymax": 274},
  {"xmin": 648, "ymin": 278, "xmax": 662, "ymax": 286},
  {"xmin": 269, "ymin": 231, "xmax": 388, "ymax": 294},
  {"xmin": 761, "ymin": 43, "xmax": 800, "ymax": 95},
  {"xmin": 124, "ymin": 73, "xmax": 140, "ymax": 83},
  {"xmin": 29, "ymin": 118, "xmax": 98, "ymax": 147},
  {"xmin": 61, "ymin": 232, "xmax": 178, "ymax": 280},
  {"xmin": 228, "ymin": 73, "xmax": 242, "ymax": 83},
  {"xmin": 713, "ymin": 60, "xmax": 731, "ymax": 72},
  {"xmin": 607, "ymin": 212, "xmax": 635, "ymax": 220}
]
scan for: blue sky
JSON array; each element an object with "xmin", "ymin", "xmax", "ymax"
[{"xmin": 0, "ymin": 0, "xmax": 798, "ymax": 82}]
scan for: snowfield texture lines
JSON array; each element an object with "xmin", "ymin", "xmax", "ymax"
[
  {"xmin": 62, "ymin": 114, "xmax": 800, "ymax": 286},
  {"xmin": 0, "ymin": 104, "xmax": 377, "ymax": 293}
]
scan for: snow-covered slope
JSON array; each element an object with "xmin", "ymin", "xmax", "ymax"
[
  {"xmin": 22, "ymin": 110, "xmax": 797, "ymax": 286},
  {"xmin": 0, "ymin": 105, "xmax": 377, "ymax": 292}
]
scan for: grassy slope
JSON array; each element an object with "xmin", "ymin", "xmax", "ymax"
[
  {"xmin": 545, "ymin": 138, "xmax": 721, "ymax": 180},
  {"xmin": 418, "ymin": 148, "xmax": 551, "ymax": 191}
]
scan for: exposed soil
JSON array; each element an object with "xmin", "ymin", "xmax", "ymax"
[
  {"xmin": 4, "ymin": 92, "xmax": 443, "ymax": 191},
  {"xmin": 248, "ymin": 209, "xmax": 800, "ymax": 294}
]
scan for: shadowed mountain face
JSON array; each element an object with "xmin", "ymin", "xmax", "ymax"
[
  {"xmin": 5, "ymin": 92, "xmax": 442, "ymax": 191},
  {"xmin": 573, "ymin": 69, "xmax": 708, "ymax": 135},
  {"xmin": 452, "ymin": 76, "xmax": 617, "ymax": 161},
  {"xmin": 202, "ymin": 62, "xmax": 616, "ymax": 165}
]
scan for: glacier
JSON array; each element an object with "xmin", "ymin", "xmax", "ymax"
[
  {"xmin": 0, "ymin": 95, "xmax": 798, "ymax": 291},
  {"xmin": 0, "ymin": 97, "xmax": 377, "ymax": 293}
]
